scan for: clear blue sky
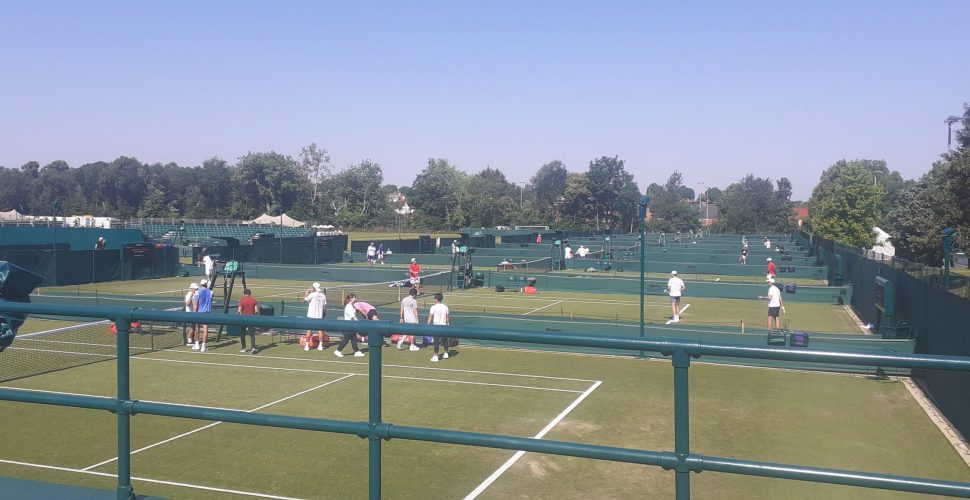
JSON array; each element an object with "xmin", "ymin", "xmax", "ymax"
[{"xmin": 2, "ymin": 1, "xmax": 967, "ymax": 200}]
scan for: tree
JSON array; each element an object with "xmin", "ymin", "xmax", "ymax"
[
  {"xmin": 560, "ymin": 172, "xmax": 594, "ymax": 228},
  {"xmin": 808, "ymin": 160, "xmax": 885, "ymax": 247},
  {"xmin": 42, "ymin": 160, "xmax": 70, "ymax": 173},
  {"xmin": 716, "ymin": 175, "xmax": 794, "ymax": 234},
  {"xmin": 466, "ymin": 167, "xmax": 517, "ymax": 228},
  {"xmin": 326, "ymin": 160, "xmax": 393, "ymax": 227},
  {"xmin": 530, "ymin": 160, "xmax": 568, "ymax": 221},
  {"xmin": 299, "ymin": 143, "xmax": 331, "ymax": 202},
  {"xmin": 585, "ymin": 156, "xmax": 638, "ymax": 230},
  {"xmin": 645, "ymin": 172, "xmax": 699, "ymax": 232},
  {"xmin": 233, "ymin": 152, "xmax": 306, "ymax": 216},
  {"xmin": 20, "ymin": 161, "xmax": 39, "ymax": 178},
  {"xmin": 407, "ymin": 159, "xmax": 469, "ymax": 229}
]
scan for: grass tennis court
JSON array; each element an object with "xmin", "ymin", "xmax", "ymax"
[
  {"xmin": 1, "ymin": 322, "xmax": 968, "ymax": 499},
  {"xmin": 5, "ymin": 274, "xmax": 967, "ymax": 498}
]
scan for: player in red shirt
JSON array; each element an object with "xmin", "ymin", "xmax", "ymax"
[
  {"xmin": 409, "ymin": 258, "xmax": 421, "ymax": 295},
  {"xmin": 237, "ymin": 289, "xmax": 259, "ymax": 354},
  {"xmin": 766, "ymin": 257, "xmax": 776, "ymax": 277}
]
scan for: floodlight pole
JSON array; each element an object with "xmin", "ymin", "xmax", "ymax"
[
  {"xmin": 945, "ymin": 115, "xmax": 961, "ymax": 150},
  {"xmin": 638, "ymin": 195, "xmax": 650, "ymax": 358}
]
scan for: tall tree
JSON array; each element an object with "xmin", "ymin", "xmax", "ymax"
[
  {"xmin": 466, "ymin": 167, "xmax": 518, "ymax": 228},
  {"xmin": 530, "ymin": 160, "xmax": 568, "ymax": 221},
  {"xmin": 299, "ymin": 142, "xmax": 331, "ymax": 203},
  {"xmin": 645, "ymin": 172, "xmax": 700, "ymax": 232},
  {"xmin": 232, "ymin": 152, "xmax": 306, "ymax": 216},
  {"xmin": 716, "ymin": 175, "xmax": 794, "ymax": 233},
  {"xmin": 325, "ymin": 160, "xmax": 392, "ymax": 227},
  {"xmin": 808, "ymin": 160, "xmax": 885, "ymax": 247},
  {"xmin": 585, "ymin": 156, "xmax": 638, "ymax": 230},
  {"xmin": 407, "ymin": 159, "xmax": 469, "ymax": 229}
]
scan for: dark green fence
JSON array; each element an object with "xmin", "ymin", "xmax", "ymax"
[
  {"xmin": 798, "ymin": 230, "xmax": 970, "ymax": 446},
  {"xmin": 1, "ymin": 302, "xmax": 968, "ymax": 499}
]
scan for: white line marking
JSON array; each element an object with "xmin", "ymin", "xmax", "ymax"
[
  {"xmin": 157, "ymin": 348, "xmax": 598, "ymax": 383},
  {"xmin": 0, "ymin": 459, "xmax": 304, "ymax": 499},
  {"xmin": 463, "ymin": 380, "xmax": 603, "ymax": 499},
  {"xmin": 82, "ymin": 374, "xmax": 355, "ymax": 471},
  {"xmin": 521, "ymin": 300, "xmax": 562, "ymax": 316},
  {"xmin": 133, "ymin": 357, "xmax": 584, "ymax": 393},
  {"xmin": 19, "ymin": 321, "xmax": 110, "ymax": 338},
  {"xmin": 665, "ymin": 303, "xmax": 691, "ymax": 325},
  {"xmin": 4, "ymin": 347, "xmax": 115, "ymax": 357}
]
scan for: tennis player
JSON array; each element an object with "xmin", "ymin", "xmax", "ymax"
[
  {"xmin": 766, "ymin": 257, "xmax": 776, "ymax": 276},
  {"xmin": 366, "ymin": 243, "xmax": 377, "ymax": 265},
  {"xmin": 237, "ymin": 288, "xmax": 259, "ymax": 354},
  {"xmin": 398, "ymin": 287, "xmax": 420, "ymax": 351},
  {"xmin": 665, "ymin": 270, "xmax": 686, "ymax": 323},
  {"xmin": 353, "ymin": 299, "xmax": 380, "ymax": 320},
  {"xmin": 303, "ymin": 282, "xmax": 327, "ymax": 351},
  {"xmin": 409, "ymin": 258, "xmax": 421, "ymax": 294},
  {"xmin": 759, "ymin": 276, "xmax": 785, "ymax": 330},
  {"xmin": 184, "ymin": 282, "xmax": 198, "ymax": 346},
  {"xmin": 202, "ymin": 252, "xmax": 215, "ymax": 285},
  {"xmin": 335, "ymin": 294, "xmax": 365, "ymax": 358},
  {"xmin": 194, "ymin": 279, "xmax": 213, "ymax": 352},
  {"xmin": 428, "ymin": 292, "xmax": 451, "ymax": 362}
]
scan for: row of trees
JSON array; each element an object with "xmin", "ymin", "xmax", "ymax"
[{"xmin": 805, "ymin": 104, "xmax": 969, "ymax": 265}]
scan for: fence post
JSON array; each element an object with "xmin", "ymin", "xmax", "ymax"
[
  {"xmin": 115, "ymin": 317, "xmax": 134, "ymax": 499},
  {"xmin": 368, "ymin": 324, "xmax": 387, "ymax": 499},
  {"xmin": 673, "ymin": 349, "xmax": 691, "ymax": 500}
]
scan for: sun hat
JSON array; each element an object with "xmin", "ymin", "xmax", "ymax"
[
  {"xmin": 312, "ymin": 282, "xmax": 321, "ymax": 291},
  {"xmin": 767, "ymin": 276, "xmax": 775, "ymax": 283},
  {"xmin": 411, "ymin": 258, "xmax": 416, "ymax": 262},
  {"xmin": 671, "ymin": 270, "xmax": 678, "ymax": 275},
  {"xmin": 190, "ymin": 283, "xmax": 199, "ymax": 289},
  {"xmin": 767, "ymin": 257, "xmax": 772, "ymax": 262},
  {"xmin": 200, "ymin": 279, "xmax": 208, "ymax": 285}
]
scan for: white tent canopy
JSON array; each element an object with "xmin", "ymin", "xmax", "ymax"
[
  {"xmin": 246, "ymin": 213, "xmax": 306, "ymax": 227},
  {"xmin": 0, "ymin": 209, "xmax": 24, "ymax": 221}
]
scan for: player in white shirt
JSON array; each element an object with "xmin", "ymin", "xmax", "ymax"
[
  {"xmin": 759, "ymin": 276, "xmax": 785, "ymax": 329},
  {"xmin": 397, "ymin": 288, "xmax": 421, "ymax": 351},
  {"xmin": 427, "ymin": 293, "xmax": 451, "ymax": 362},
  {"xmin": 334, "ymin": 294, "xmax": 365, "ymax": 358},
  {"xmin": 202, "ymin": 253, "xmax": 215, "ymax": 285},
  {"xmin": 366, "ymin": 243, "xmax": 377, "ymax": 265},
  {"xmin": 303, "ymin": 282, "xmax": 327, "ymax": 351},
  {"xmin": 184, "ymin": 283, "xmax": 198, "ymax": 345},
  {"xmin": 665, "ymin": 270, "xmax": 686, "ymax": 323}
]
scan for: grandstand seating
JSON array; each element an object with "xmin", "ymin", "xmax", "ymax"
[{"xmin": 143, "ymin": 223, "xmax": 312, "ymax": 242}]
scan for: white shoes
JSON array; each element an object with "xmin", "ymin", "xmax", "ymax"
[
  {"xmin": 239, "ymin": 348, "xmax": 247, "ymax": 353},
  {"xmin": 443, "ymin": 352, "xmax": 449, "ymax": 359},
  {"xmin": 200, "ymin": 344, "xmax": 206, "ymax": 352},
  {"xmin": 409, "ymin": 344, "xmax": 420, "ymax": 352},
  {"xmin": 334, "ymin": 351, "xmax": 344, "ymax": 358},
  {"xmin": 303, "ymin": 343, "xmax": 310, "ymax": 352},
  {"xmin": 430, "ymin": 355, "xmax": 439, "ymax": 362},
  {"xmin": 397, "ymin": 340, "xmax": 404, "ymax": 350},
  {"xmin": 353, "ymin": 351, "xmax": 365, "ymax": 358},
  {"xmin": 318, "ymin": 344, "xmax": 324, "ymax": 351},
  {"xmin": 192, "ymin": 342, "xmax": 200, "ymax": 350},
  {"xmin": 672, "ymin": 315, "xmax": 680, "ymax": 323}
]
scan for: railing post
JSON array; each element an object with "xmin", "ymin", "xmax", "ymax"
[
  {"xmin": 672, "ymin": 349, "xmax": 691, "ymax": 500},
  {"xmin": 367, "ymin": 324, "xmax": 386, "ymax": 499},
  {"xmin": 115, "ymin": 317, "xmax": 134, "ymax": 500}
]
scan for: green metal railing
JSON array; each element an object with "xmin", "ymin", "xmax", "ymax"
[{"xmin": 1, "ymin": 302, "xmax": 969, "ymax": 499}]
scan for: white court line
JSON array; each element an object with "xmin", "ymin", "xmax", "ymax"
[
  {"xmin": 521, "ymin": 300, "xmax": 562, "ymax": 316},
  {"xmin": 4, "ymin": 347, "xmax": 115, "ymax": 357},
  {"xmin": 82, "ymin": 374, "xmax": 355, "ymax": 471},
  {"xmin": 19, "ymin": 321, "xmax": 110, "ymax": 338},
  {"xmin": 134, "ymin": 357, "xmax": 584, "ymax": 393},
  {"xmin": 463, "ymin": 380, "xmax": 603, "ymax": 500},
  {"xmin": 665, "ymin": 303, "xmax": 692, "ymax": 325},
  {"xmin": 158, "ymin": 348, "xmax": 598, "ymax": 383},
  {"xmin": 0, "ymin": 459, "xmax": 304, "ymax": 499}
]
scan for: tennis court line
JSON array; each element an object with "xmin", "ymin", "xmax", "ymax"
[
  {"xmin": 521, "ymin": 300, "xmax": 562, "ymax": 316},
  {"xmin": 0, "ymin": 459, "xmax": 304, "ymax": 499},
  {"xmin": 135, "ymin": 356, "xmax": 586, "ymax": 393},
  {"xmin": 19, "ymin": 320, "xmax": 110, "ymax": 338},
  {"xmin": 158, "ymin": 348, "xmax": 600, "ymax": 383},
  {"xmin": 665, "ymin": 303, "xmax": 692, "ymax": 325},
  {"xmin": 463, "ymin": 380, "xmax": 603, "ymax": 500},
  {"xmin": 81, "ymin": 374, "xmax": 355, "ymax": 471}
]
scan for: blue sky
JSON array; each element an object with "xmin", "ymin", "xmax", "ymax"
[{"xmin": 2, "ymin": 1, "xmax": 967, "ymax": 200}]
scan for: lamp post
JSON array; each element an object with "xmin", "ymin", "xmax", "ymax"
[
  {"xmin": 638, "ymin": 195, "xmax": 650, "ymax": 358},
  {"xmin": 50, "ymin": 200, "xmax": 58, "ymax": 286},
  {"xmin": 945, "ymin": 115, "xmax": 961, "ymax": 150}
]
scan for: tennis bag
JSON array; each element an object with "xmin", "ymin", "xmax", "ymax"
[
  {"xmin": 0, "ymin": 261, "xmax": 45, "ymax": 352},
  {"xmin": 789, "ymin": 331, "xmax": 809, "ymax": 348}
]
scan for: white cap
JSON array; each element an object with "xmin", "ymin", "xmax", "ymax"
[
  {"xmin": 767, "ymin": 257, "xmax": 772, "ymax": 262},
  {"xmin": 190, "ymin": 283, "xmax": 199, "ymax": 289},
  {"xmin": 411, "ymin": 258, "xmax": 416, "ymax": 262},
  {"xmin": 200, "ymin": 279, "xmax": 208, "ymax": 285},
  {"xmin": 671, "ymin": 270, "xmax": 677, "ymax": 275},
  {"xmin": 312, "ymin": 282, "xmax": 321, "ymax": 291},
  {"xmin": 767, "ymin": 276, "xmax": 775, "ymax": 283}
]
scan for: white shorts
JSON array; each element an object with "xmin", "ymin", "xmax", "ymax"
[{"xmin": 410, "ymin": 277, "xmax": 419, "ymax": 285}]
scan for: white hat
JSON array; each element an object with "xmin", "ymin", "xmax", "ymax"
[
  {"xmin": 312, "ymin": 282, "xmax": 321, "ymax": 291},
  {"xmin": 200, "ymin": 279, "xmax": 208, "ymax": 285},
  {"xmin": 190, "ymin": 283, "xmax": 199, "ymax": 289},
  {"xmin": 767, "ymin": 276, "xmax": 775, "ymax": 283},
  {"xmin": 671, "ymin": 270, "xmax": 678, "ymax": 275},
  {"xmin": 767, "ymin": 257, "xmax": 772, "ymax": 262},
  {"xmin": 411, "ymin": 258, "xmax": 416, "ymax": 262}
]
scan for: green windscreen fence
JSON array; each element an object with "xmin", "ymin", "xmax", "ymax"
[
  {"xmin": 0, "ymin": 248, "xmax": 124, "ymax": 286},
  {"xmin": 799, "ymin": 230, "xmax": 970, "ymax": 441}
]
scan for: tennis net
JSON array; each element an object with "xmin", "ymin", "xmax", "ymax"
[
  {"xmin": 502, "ymin": 257, "xmax": 552, "ymax": 272},
  {"xmin": 0, "ymin": 310, "xmax": 184, "ymax": 383}
]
